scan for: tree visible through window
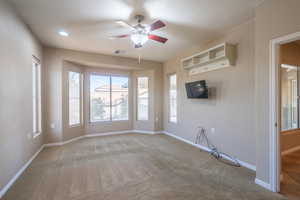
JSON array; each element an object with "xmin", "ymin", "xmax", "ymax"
[{"xmin": 90, "ymin": 74, "xmax": 129, "ymax": 122}]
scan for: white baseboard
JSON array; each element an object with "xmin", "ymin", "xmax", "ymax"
[
  {"xmin": 255, "ymin": 178, "xmax": 272, "ymax": 191},
  {"xmin": 44, "ymin": 130, "xmax": 134, "ymax": 147},
  {"xmin": 163, "ymin": 131, "xmax": 211, "ymax": 152},
  {"xmin": 163, "ymin": 131, "xmax": 256, "ymax": 171},
  {"xmin": 85, "ymin": 130, "xmax": 132, "ymax": 138},
  {"xmin": 132, "ymin": 130, "xmax": 162, "ymax": 135},
  {"xmin": 44, "ymin": 135, "xmax": 85, "ymax": 147},
  {"xmin": 0, "ymin": 145, "xmax": 44, "ymax": 198},
  {"xmin": 281, "ymin": 145, "xmax": 300, "ymax": 156},
  {"xmin": 44, "ymin": 130, "xmax": 162, "ymax": 147},
  {"xmin": 238, "ymin": 160, "xmax": 256, "ymax": 171}
]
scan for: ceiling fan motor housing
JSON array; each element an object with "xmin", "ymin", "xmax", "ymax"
[{"xmin": 135, "ymin": 14, "xmax": 145, "ymax": 23}]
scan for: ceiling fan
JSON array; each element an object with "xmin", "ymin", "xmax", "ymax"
[{"xmin": 111, "ymin": 15, "xmax": 168, "ymax": 48}]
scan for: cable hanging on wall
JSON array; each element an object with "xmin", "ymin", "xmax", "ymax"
[{"xmin": 195, "ymin": 127, "xmax": 241, "ymax": 167}]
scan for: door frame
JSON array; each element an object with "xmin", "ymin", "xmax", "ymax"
[{"xmin": 269, "ymin": 31, "xmax": 300, "ymax": 192}]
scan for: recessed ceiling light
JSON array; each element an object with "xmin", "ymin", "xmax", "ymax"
[{"xmin": 58, "ymin": 30, "xmax": 69, "ymax": 37}]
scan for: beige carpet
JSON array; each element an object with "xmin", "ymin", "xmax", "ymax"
[{"xmin": 3, "ymin": 133, "xmax": 286, "ymax": 200}]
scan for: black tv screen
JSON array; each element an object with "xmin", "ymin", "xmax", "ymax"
[{"xmin": 185, "ymin": 80, "xmax": 208, "ymax": 99}]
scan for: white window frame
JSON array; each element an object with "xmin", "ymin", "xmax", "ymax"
[
  {"xmin": 32, "ymin": 56, "xmax": 42, "ymax": 138},
  {"xmin": 89, "ymin": 73, "xmax": 129, "ymax": 123},
  {"xmin": 169, "ymin": 73, "xmax": 177, "ymax": 123},
  {"xmin": 137, "ymin": 76, "xmax": 149, "ymax": 121},
  {"xmin": 68, "ymin": 71, "xmax": 83, "ymax": 127}
]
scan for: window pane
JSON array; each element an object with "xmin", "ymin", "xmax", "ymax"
[
  {"xmin": 112, "ymin": 77, "xmax": 129, "ymax": 121},
  {"xmin": 137, "ymin": 77, "xmax": 149, "ymax": 120},
  {"xmin": 32, "ymin": 61, "xmax": 41, "ymax": 133},
  {"xmin": 90, "ymin": 75, "xmax": 110, "ymax": 122},
  {"xmin": 69, "ymin": 72, "xmax": 81, "ymax": 126},
  {"xmin": 169, "ymin": 74, "xmax": 177, "ymax": 123},
  {"xmin": 281, "ymin": 64, "xmax": 298, "ymax": 130}
]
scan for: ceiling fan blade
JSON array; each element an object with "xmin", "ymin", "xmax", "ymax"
[
  {"xmin": 148, "ymin": 34, "xmax": 168, "ymax": 43},
  {"xmin": 110, "ymin": 34, "xmax": 130, "ymax": 39},
  {"xmin": 149, "ymin": 20, "xmax": 166, "ymax": 31},
  {"xmin": 115, "ymin": 20, "xmax": 135, "ymax": 30}
]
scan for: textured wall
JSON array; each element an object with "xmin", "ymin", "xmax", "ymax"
[
  {"xmin": 254, "ymin": 0, "xmax": 300, "ymax": 183},
  {"xmin": 0, "ymin": 0, "xmax": 43, "ymax": 190},
  {"xmin": 43, "ymin": 47, "xmax": 163, "ymax": 143},
  {"xmin": 163, "ymin": 20, "xmax": 256, "ymax": 166}
]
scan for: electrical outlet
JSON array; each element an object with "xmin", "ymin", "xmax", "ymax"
[
  {"xmin": 27, "ymin": 133, "xmax": 32, "ymax": 139},
  {"xmin": 50, "ymin": 123, "xmax": 55, "ymax": 129},
  {"xmin": 211, "ymin": 128, "xmax": 215, "ymax": 134}
]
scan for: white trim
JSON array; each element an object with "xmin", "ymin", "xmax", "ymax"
[
  {"xmin": 44, "ymin": 130, "xmax": 163, "ymax": 147},
  {"xmin": 163, "ymin": 131, "xmax": 256, "ymax": 171},
  {"xmin": 85, "ymin": 130, "xmax": 133, "ymax": 137},
  {"xmin": 269, "ymin": 31, "xmax": 300, "ymax": 193},
  {"xmin": 44, "ymin": 135, "xmax": 85, "ymax": 147},
  {"xmin": 255, "ymin": 178, "xmax": 272, "ymax": 191},
  {"xmin": 281, "ymin": 145, "xmax": 300, "ymax": 156},
  {"xmin": 33, "ymin": 132, "xmax": 41, "ymax": 139},
  {"xmin": 44, "ymin": 131, "xmax": 132, "ymax": 146},
  {"xmin": 163, "ymin": 131, "xmax": 211, "ymax": 152},
  {"xmin": 132, "ymin": 130, "xmax": 162, "ymax": 135},
  {"xmin": 237, "ymin": 160, "xmax": 256, "ymax": 171},
  {"xmin": 0, "ymin": 145, "xmax": 44, "ymax": 198}
]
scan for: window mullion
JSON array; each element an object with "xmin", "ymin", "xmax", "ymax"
[{"xmin": 110, "ymin": 76, "xmax": 112, "ymax": 121}]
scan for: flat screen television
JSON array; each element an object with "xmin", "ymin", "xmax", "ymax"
[{"xmin": 185, "ymin": 80, "xmax": 208, "ymax": 99}]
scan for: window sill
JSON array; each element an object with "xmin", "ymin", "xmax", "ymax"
[
  {"xmin": 69, "ymin": 124, "xmax": 82, "ymax": 128},
  {"xmin": 33, "ymin": 132, "xmax": 41, "ymax": 139},
  {"xmin": 89, "ymin": 120, "xmax": 129, "ymax": 124}
]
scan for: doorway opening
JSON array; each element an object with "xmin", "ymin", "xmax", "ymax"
[
  {"xmin": 269, "ymin": 32, "xmax": 300, "ymax": 195},
  {"xmin": 279, "ymin": 40, "xmax": 300, "ymax": 199}
]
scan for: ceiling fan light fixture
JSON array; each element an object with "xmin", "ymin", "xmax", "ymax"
[{"xmin": 130, "ymin": 32, "xmax": 148, "ymax": 46}]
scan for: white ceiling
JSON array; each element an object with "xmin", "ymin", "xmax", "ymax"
[{"xmin": 9, "ymin": 0, "xmax": 263, "ymax": 62}]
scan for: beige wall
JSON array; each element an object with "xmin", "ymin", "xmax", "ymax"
[
  {"xmin": 3, "ymin": 0, "xmax": 300, "ymax": 191},
  {"xmin": 255, "ymin": 0, "xmax": 300, "ymax": 183},
  {"xmin": 163, "ymin": 20, "xmax": 256, "ymax": 165},
  {"xmin": 0, "ymin": 0, "xmax": 43, "ymax": 190},
  {"xmin": 44, "ymin": 47, "xmax": 163, "ymax": 143}
]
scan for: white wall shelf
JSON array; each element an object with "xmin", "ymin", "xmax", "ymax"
[{"xmin": 181, "ymin": 43, "xmax": 236, "ymax": 75}]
